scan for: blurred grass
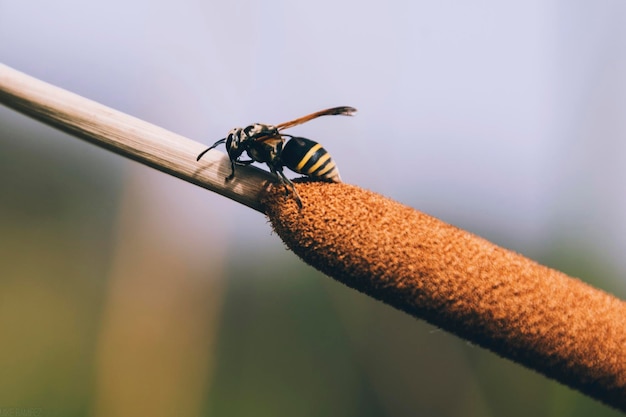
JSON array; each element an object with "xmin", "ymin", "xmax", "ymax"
[
  {"xmin": 92, "ymin": 173, "xmax": 225, "ymax": 417},
  {"xmin": 0, "ymin": 112, "xmax": 118, "ymax": 415},
  {"xmin": 207, "ymin": 253, "xmax": 624, "ymax": 417}
]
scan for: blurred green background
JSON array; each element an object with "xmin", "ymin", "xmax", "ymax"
[{"xmin": 1, "ymin": 1, "xmax": 625, "ymax": 416}]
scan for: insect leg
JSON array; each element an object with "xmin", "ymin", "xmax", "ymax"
[
  {"xmin": 226, "ymin": 159, "xmax": 255, "ymax": 181},
  {"xmin": 227, "ymin": 161, "xmax": 236, "ymax": 181},
  {"xmin": 271, "ymin": 165, "xmax": 303, "ymax": 208}
]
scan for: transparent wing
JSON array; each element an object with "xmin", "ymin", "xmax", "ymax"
[{"xmin": 276, "ymin": 106, "xmax": 357, "ymax": 131}]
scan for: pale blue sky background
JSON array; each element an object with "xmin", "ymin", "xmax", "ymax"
[{"xmin": 1, "ymin": 0, "xmax": 625, "ymax": 284}]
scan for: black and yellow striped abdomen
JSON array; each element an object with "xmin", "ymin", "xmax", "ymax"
[{"xmin": 281, "ymin": 137, "xmax": 341, "ymax": 182}]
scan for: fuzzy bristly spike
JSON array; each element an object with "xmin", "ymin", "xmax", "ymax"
[{"xmin": 263, "ymin": 181, "xmax": 626, "ymax": 411}]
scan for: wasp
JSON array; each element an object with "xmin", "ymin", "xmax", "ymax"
[{"xmin": 196, "ymin": 106, "xmax": 356, "ymax": 207}]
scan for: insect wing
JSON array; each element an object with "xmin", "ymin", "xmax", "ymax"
[{"xmin": 276, "ymin": 106, "xmax": 357, "ymax": 131}]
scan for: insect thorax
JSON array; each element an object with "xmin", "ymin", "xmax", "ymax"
[{"xmin": 245, "ymin": 123, "xmax": 278, "ymax": 139}]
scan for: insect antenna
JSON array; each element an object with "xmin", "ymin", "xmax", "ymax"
[{"xmin": 196, "ymin": 138, "xmax": 226, "ymax": 161}]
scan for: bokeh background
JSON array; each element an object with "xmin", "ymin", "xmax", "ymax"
[{"xmin": 1, "ymin": 1, "xmax": 625, "ymax": 416}]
